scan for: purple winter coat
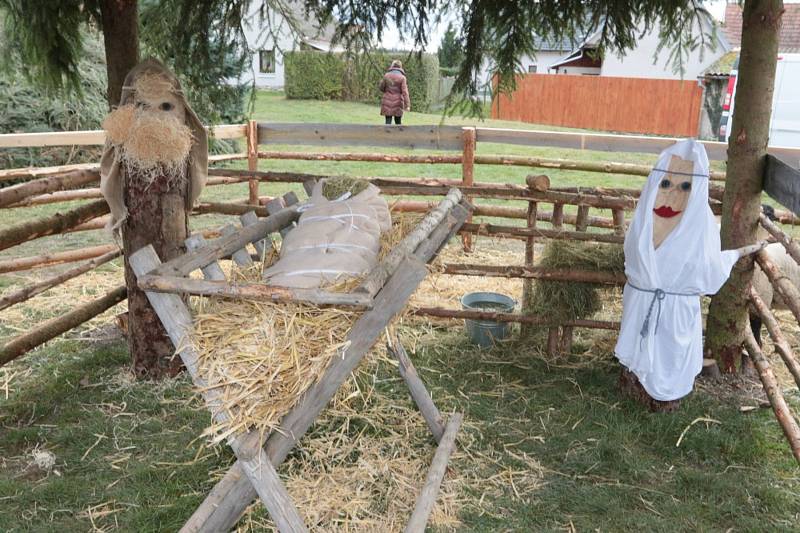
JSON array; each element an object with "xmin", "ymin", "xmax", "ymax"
[{"xmin": 379, "ymin": 68, "xmax": 411, "ymax": 117}]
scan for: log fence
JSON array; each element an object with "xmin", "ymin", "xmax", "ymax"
[{"xmin": 3, "ymin": 122, "xmax": 800, "ymax": 463}]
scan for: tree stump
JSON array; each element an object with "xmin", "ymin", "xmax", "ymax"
[
  {"xmin": 618, "ymin": 367, "xmax": 681, "ymax": 413},
  {"xmin": 123, "ymin": 167, "xmax": 189, "ymax": 378}
]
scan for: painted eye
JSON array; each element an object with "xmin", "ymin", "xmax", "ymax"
[
  {"xmin": 159, "ymin": 102, "xmax": 174, "ymax": 111},
  {"xmin": 680, "ymin": 181, "xmax": 691, "ymax": 191},
  {"xmin": 659, "ymin": 179, "xmax": 671, "ymax": 189}
]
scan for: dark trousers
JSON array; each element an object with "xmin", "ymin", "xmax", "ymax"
[{"xmin": 384, "ymin": 115, "xmax": 402, "ymax": 125}]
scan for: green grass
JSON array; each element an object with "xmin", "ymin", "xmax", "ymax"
[
  {"xmin": 1, "ymin": 91, "xmax": 799, "ymax": 531},
  {"xmin": 1, "ymin": 327, "xmax": 798, "ymax": 531}
]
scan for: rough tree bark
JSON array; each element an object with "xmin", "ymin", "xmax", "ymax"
[
  {"xmin": 99, "ymin": 0, "xmax": 140, "ymax": 107},
  {"xmin": 123, "ymin": 168, "xmax": 189, "ymax": 378},
  {"xmin": 706, "ymin": 0, "xmax": 784, "ymax": 372}
]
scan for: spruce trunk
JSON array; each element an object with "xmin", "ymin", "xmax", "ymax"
[
  {"xmin": 123, "ymin": 168, "xmax": 189, "ymax": 378},
  {"xmin": 706, "ymin": 0, "xmax": 783, "ymax": 372},
  {"xmin": 99, "ymin": 0, "xmax": 140, "ymax": 107}
]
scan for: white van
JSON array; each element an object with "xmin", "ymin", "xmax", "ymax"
[{"xmin": 719, "ymin": 53, "xmax": 800, "ymax": 148}]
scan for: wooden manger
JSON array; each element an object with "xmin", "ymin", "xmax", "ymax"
[{"xmin": 129, "ymin": 187, "xmax": 472, "ymax": 532}]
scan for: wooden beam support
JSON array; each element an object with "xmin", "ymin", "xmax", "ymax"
[
  {"xmin": 748, "ymin": 287, "xmax": 800, "ymax": 389},
  {"xmin": 129, "ymin": 246, "xmax": 308, "ymax": 532},
  {"xmin": 459, "ymin": 222, "xmax": 624, "ymax": 244},
  {"xmin": 413, "ymin": 307, "xmax": 620, "ymax": 330},
  {"xmin": 743, "ymin": 330, "xmax": 800, "ymax": 463},
  {"xmin": 0, "ymin": 200, "xmax": 110, "ymax": 252},
  {"xmin": 442, "ymin": 263, "xmax": 625, "ymax": 285},
  {"xmin": 386, "ymin": 339, "xmax": 445, "ymax": 443},
  {"xmin": 0, "ymin": 286, "xmax": 127, "ymax": 367},
  {"xmin": 0, "ymin": 244, "xmax": 118, "ymax": 274},
  {"xmin": 0, "ymin": 249, "xmax": 121, "ymax": 312},
  {"xmin": 137, "ymin": 274, "xmax": 372, "ymax": 308},
  {"xmin": 404, "ymin": 414, "xmax": 463, "ymax": 533},
  {"xmin": 0, "ymin": 170, "xmax": 99, "ymax": 208}
]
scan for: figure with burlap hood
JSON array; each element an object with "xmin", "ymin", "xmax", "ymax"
[
  {"xmin": 379, "ymin": 60, "xmax": 411, "ymax": 125},
  {"xmin": 100, "ymin": 58, "xmax": 208, "ymax": 232}
]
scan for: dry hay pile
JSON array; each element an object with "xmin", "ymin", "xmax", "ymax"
[
  {"xmin": 527, "ymin": 240, "xmax": 624, "ymax": 322},
  {"xmin": 190, "ymin": 210, "xmax": 421, "ymax": 444},
  {"xmin": 235, "ymin": 353, "xmax": 467, "ymax": 532},
  {"xmin": 187, "ymin": 207, "xmax": 486, "ymax": 530}
]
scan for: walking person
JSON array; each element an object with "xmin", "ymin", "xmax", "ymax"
[{"xmin": 379, "ymin": 60, "xmax": 411, "ymax": 125}]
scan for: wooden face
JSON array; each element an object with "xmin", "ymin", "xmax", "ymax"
[{"xmin": 652, "ymin": 155, "xmax": 693, "ymax": 249}]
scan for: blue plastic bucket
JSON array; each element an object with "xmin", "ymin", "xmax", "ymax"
[{"xmin": 460, "ymin": 292, "xmax": 516, "ymax": 348}]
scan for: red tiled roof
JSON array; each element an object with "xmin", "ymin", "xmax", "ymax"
[{"xmin": 723, "ymin": 3, "xmax": 800, "ymax": 53}]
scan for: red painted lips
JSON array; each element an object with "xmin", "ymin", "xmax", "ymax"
[{"xmin": 654, "ymin": 205, "xmax": 682, "ymax": 218}]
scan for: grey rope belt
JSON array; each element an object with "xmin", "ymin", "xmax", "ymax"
[{"xmin": 626, "ymin": 282, "xmax": 697, "ymax": 344}]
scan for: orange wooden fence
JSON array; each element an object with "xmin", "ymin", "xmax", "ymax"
[{"xmin": 492, "ymin": 74, "xmax": 704, "ymax": 137}]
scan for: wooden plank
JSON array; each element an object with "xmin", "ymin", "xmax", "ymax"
[
  {"xmin": 185, "ymin": 235, "xmax": 226, "ymax": 281},
  {"xmin": 257, "ymin": 123, "xmax": 464, "ymax": 151},
  {"xmin": 137, "ymin": 274, "xmax": 373, "ymax": 308},
  {"xmin": 0, "ymin": 124, "xmax": 246, "ymax": 148},
  {"xmin": 266, "ymin": 192, "xmax": 299, "ymax": 238},
  {"xmin": 155, "ymin": 205, "xmax": 299, "ymax": 276},
  {"xmin": 221, "ymin": 225, "xmax": 254, "ymax": 268},
  {"xmin": 404, "ymin": 414, "xmax": 463, "ymax": 533},
  {"xmin": 239, "ymin": 211, "xmax": 267, "ymax": 256},
  {"xmin": 475, "ymin": 127, "xmax": 800, "ymax": 163},
  {"xmin": 208, "ymin": 124, "xmax": 248, "ymax": 140},
  {"xmin": 575, "ymin": 205, "xmax": 590, "ymax": 232},
  {"xmin": 386, "ymin": 339, "xmax": 445, "ymax": 443},
  {"xmin": 129, "ymin": 246, "xmax": 308, "ymax": 533}
]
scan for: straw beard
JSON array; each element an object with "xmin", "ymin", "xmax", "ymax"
[{"xmin": 103, "ymin": 105, "xmax": 193, "ymax": 188}]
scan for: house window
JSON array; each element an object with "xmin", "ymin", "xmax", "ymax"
[
  {"xmin": 259, "ymin": 49, "xmax": 276, "ymax": 74},
  {"xmin": 528, "ymin": 64, "xmax": 537, "ymax": 73}
]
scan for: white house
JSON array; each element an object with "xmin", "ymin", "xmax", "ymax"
[
  {"xmin": 235, "ymin": 4, "xmax": 342, "ymax": 88},
  {"xmin": 480, "ymin": 12, "xmax": 730, "ymax": 83}
]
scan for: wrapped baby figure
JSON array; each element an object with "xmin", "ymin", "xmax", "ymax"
[{"xmin": 615, "ymin": 139, "xmax": 766, "ymax": 411}]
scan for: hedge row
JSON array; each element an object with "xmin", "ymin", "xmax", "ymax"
[{"xmin": 285, "ymin": 51, "xmax": 440, "ymax": 112}]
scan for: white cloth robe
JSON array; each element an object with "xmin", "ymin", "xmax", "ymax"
[{"xmin": 614, "ymin": 140, "xmax": 739, "ymax": 401}]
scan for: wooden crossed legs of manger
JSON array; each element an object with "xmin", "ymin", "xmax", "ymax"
[{"xmin": 129, "ymin": 188, "xmax": 471, "ymax": 532}]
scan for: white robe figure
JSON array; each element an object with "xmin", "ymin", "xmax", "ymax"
[{"xmin": 614, "ymin": 140, "xmax": 739, "ymax": 401}]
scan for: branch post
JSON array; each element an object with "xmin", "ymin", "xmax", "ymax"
[
  {"xmin": 461, "ymin": 127, "xmax": 476, "ymax": 251},
  {"xmin": 247, "ymin": 119, "xmax": 260, "ymax": 205}
]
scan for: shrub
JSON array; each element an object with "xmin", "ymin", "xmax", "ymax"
[
  {"xmin": 285, "ymin": 51, "xmax": 440, "ymax": 112},
  {"xmin": 284, "ymin": 51, "xmax": 345, "ymax": 100}
]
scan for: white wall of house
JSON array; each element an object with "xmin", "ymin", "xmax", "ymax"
[
  {"xmin": 519, "ymin": 52, "xmax": 571, "ymax": 74},
  {"xmin": 236, "ymin": 10, "xmax": 301, "ymax": 88},
  {"xmin": 600, "ymin": 23, "xmax": 727, "ymax": 80}
]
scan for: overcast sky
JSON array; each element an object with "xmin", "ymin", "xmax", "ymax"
[{"xmin": 378, "ymin": 1, "xmax": 796, "ymax": 51}]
